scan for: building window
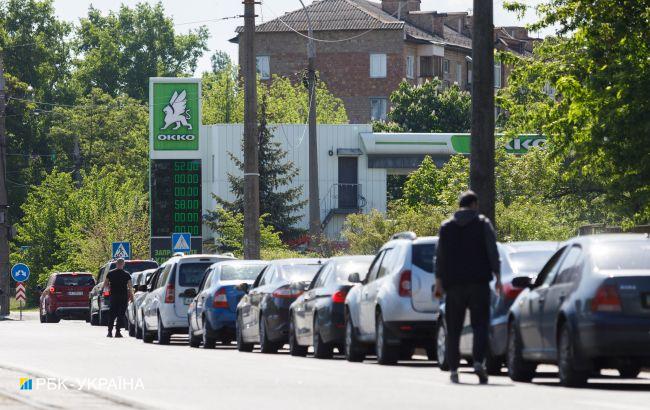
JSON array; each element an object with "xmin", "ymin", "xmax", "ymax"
[
  {"xmin": 443, "ymin": 59, "xmax": 449, "ymax": 74},
  {"xmin": 467, "ymin": 62, "xmax": 472, "ymax": 84},
  {"xmin": 420, "ymin": 56, "xmax": 433, "ymax": 77},
  {"xmin": 256, "ymin": 56, "xmax": 270, "ymax": 80},
  {"xmin": 406, "ymin": 55, "xmax": 414, "ymax": 79},
  {"xmin": 494, "ymin": 60, "xmax": 502, "ymax": 88},
  {"xmin": 370, "ymin": 53, "xmax": 387, "ymax": 78},
  {"xmin": 456, "ymin": 62, "xmax": 462, "ymax": 85},
  {"xmin": 370, "ymin": 98, "xmax": 388, "ymax": 121}
]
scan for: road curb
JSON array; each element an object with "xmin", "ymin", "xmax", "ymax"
[{"xmin": 0, "ymin": 363, "xmax": 154, "ymax": 410}]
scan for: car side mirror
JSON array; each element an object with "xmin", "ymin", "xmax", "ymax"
[
  {"xmin": 511, "ymin": 276, "xmax": 533, "ymax": 289},
  {"xmin": 237, "ymin": 283, "xmax": 250, "ymax": 294},
  {"xmin": 348, "ymin": 273, "xmax": 361, "ymax": 283}
]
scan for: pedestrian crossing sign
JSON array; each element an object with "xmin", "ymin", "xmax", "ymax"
[
  {"xmin": 112, "ymin": 242, "xmax": 131, "ymax": 260},
  {"xmin": 172, "ymin": 233, "xmax": 191, "ymax": 253}
]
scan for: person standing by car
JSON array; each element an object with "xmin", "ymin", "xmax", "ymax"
[
  {"xmin": 434, "ymin": 191, "xmax": 502, "ymax": 384},
  {"xmin": 103, "ymin": 258, "xmax": 134, "ymax": 338}
]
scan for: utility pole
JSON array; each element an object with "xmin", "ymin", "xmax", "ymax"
[
  {"xmin": 470, "ymin": 0, "xmax": 496, "ymax": 225},
  {"xmin": 298, "ymin": 0, "xmax": 320, "ymax": 244},
  {"xmin": 242, "ymin": 0, "xmax": 260, "ymax": 259},
  {"xmin": 0, "ymin": 52, "xmax": 10, "ymax": 316}
]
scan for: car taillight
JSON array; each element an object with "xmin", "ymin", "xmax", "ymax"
[
  {"xmin": 102, "ymin": 289, "xmax": 110, "ymax": 297},
  {"xmin": 591, "ymin": 285, "xmax": 622, "ymax": 312},
  {"xmin": 398, "ymin": 270, "xmax": 412, "ymax": 297},
  {"xmin": 332, "ymin": 290, "xmax": 347, "ymax": 303},
  {"xmin": 213, "ymin": 288, "xmax": 228, "ymax": 308},
  {"xmin": 164, "ymin": 283, "xmax": 175, "ymax": 304},
  {"xmin": 502, "ymin": 282, "xmax": 523, "ymax": 301},
  {"xmin": 49, "ymin": 286, "xmax": 55, "ymax": 294},
  {"xmin": 272, "ymin": 285, "xmax": 303, "ymax": 299}
]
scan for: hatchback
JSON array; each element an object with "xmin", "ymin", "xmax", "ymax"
[
  {"xmin": 127, "ymin": 268, "xmax": 156, "ymax": 337},
  {"xmin": 39, "ymin": 272, "xmax": 95, "ymax": 323}
]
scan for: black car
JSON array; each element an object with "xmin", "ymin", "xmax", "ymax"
[
  {"xmin": 236, "ymin": 258, "xmax": 325, "ymax": 353},
  {"xmin": 288, "ymin": 255, "xmax": 374, "ymax": 358},
  {"xmin": 507, "ymin": 234, "xmax": 650, "ymax": 386},
  {"xmin": 89, "ymin": 259, "xmax": 158, "ymax": 326},
  {"xmin": 436, "ymin": 241, "xmax": 557, "ymax": 374}
]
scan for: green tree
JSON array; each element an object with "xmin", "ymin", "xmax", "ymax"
[
  {"xmin": 204, "ymin": 208, "xmax": 285, "ymax": 256},
  {"xmin": 377, "ymin": 79, "xmax": 471, "ymax": 132},
  {"xmin": 210, "ymin": 50, "xmax": 232, "ymax": 74},
  {"xmin": 73, "ymin": 2, "xmax": 209, "ymax": 101}
]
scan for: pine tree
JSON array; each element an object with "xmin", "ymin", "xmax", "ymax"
[{"xmin": 210, "ymin": 93, "xmax": 307, "ymax": 239}]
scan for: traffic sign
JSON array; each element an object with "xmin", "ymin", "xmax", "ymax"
[
  {"xmin": 171, "ymin": 233, "xmax": 191, "ymax": 253},
  {"xmin": 112, "ymin": 242, "xmax": 131, "ymax": 260},
  {"xmin": 11, "ymin": 263, "xmax": 30, "ymax": 283},
  {"xmin": 15, "ymin": 283, "xmax": 26, "ymax": 302}
]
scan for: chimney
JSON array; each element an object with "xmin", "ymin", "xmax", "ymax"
[{"xmin": 382, "ymin": 1, "xmax": 420, "ymax": 18}]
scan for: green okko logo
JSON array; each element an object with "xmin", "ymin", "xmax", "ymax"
[{"xmin": 152, "ymin": 81, "xmax": 199, "ymax": 150}]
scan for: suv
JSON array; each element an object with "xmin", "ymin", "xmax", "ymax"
[
  {"xmin": 89, "ymin": 259, "xmax": 159, "ymax": 326},
  {"xmin": 140, "ymin": 254, "xmax": 235, "ymax": 344},
  {"xmin": 344, "ymin": 232, "xmax": 439, "ymax": 364},
  {"xmin": 39, "ymin": 272, "xmax": 95, "ymax": 323}
]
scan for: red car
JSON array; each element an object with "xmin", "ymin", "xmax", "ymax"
[{"xmin": 39, "ymin": 272, "xmax": 95, "ymax": 323}]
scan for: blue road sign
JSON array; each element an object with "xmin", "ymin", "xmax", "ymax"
[
  {"xmin": 11, "ymin": 263, "xmax": 30, "ymax": 282},
  {"xmin": 171, "ymin": 233, "xmax": 191, "ymax": 253},
  {"xmin": 112, "ymin": 242, "xmax": 131, "ymax": 260}
]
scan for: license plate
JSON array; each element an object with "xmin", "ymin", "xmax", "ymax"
[
  {"xmin": 68, "ymin": 291, "xmax": 83, "ymax": 296},
  {"xmin": 183, "ymin": 298, "xmax": 192, "ymax": 305}
]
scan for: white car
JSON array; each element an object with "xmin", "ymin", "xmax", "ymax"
[
  {"xmin": 344, "ymin": 232, "xmax": 439, "ymax": 364},
  {"xmin": 140, "ymin": 254, "xmax": 235, "ymax": 344},
  {"xmin": 126, "ymin": 268, "xmax": 156, "ymax": 338}
]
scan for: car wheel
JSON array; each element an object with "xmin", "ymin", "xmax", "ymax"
[
  {"xmin": 558, "ymin": 325, "xmax": 588, "ymax": 387},
  {"xmin": 289, "ymin": 316, "xmax": 308, "ymax": 357},
  {"xmin": 142, "ymin": 316, "xmax": 154, "ymax": 344},
  {"xmin": 485, "ymin": 347, "xmax": 503, "ymax": 375},
  {"xmin": 236, "ymin": 312, "xmax": 254, "ymax": 352},
  {"xmin": 188, "ymin": 319, "xmax": 201, "ymax": 348},
  {"xmin": 99, "ymin": 306, "xmax": 108, "ymax": 326},
  {"xmin": 344, "ymin": 314, "xmax": 365, "ymax": 362},
  {"xmin": 157, "ymin": 314, "xmax": 171, "ymax": 345},
  {"xmin": 39, "ymin": 308, "xmax": 46, "ymax": 323},
  {"xmin": 436, "ymin": 319, "xmax": 450, "ymax": 371},
  {"xmin": 202, "ymin": 317, "xmax": 216, "ymax": 349},
  {"xmin": 259, "ymin": 314, "xmax": 279, "ymax": 354},
  {"xmin": 135, "ymin": 317, "xmax": 143, "ymax": 339},
  {"xmin": 375, "ymin": 313, "xmax": 398, "ymax": 365},
  {"xmin": 617, "ymin": 365, "xmax": 641, "ymax": 379},
  {"xmin": 90, "ymin": 303, "xmax": 99, "ymax": 326},
  {"xmin": 507, "ymin": 321, "xmax": 536, "ymax": 382},
  {"xmin": 128, "ymin": 316, "xmax": 136, "ymax": 337},
  {"xmin": 313, "ymin": 317, "xmax": 332, "ymax": 359},
  {"xmin": 46, "ymin": 311, "xmax": 60, "ymax": 323}
]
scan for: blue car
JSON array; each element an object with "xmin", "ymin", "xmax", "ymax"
[{"xmin": 188, "ymin": 260, "xmax": 268, "ymax": 348}]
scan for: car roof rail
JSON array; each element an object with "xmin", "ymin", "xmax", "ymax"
[{"xmin": 391, "ymin": 231, "xmax": 417, "ymax": 241}]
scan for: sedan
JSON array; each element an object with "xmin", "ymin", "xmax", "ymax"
[
  {"xmin": 289, "ymin": 255, "xmax": 374, "ymax": 358},
  {"xmin": 188, "ymin": 260, "xmax": 268, "ymax": 348},
  {"xmin": 236, "ymin": 258, "xmax": 325, "ymax": 353},
  {"xmin": 507, "ymin": 234, "xmax": 650, "ymax": 386}
]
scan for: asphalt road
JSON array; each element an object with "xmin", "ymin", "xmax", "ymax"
[{"xmin": 1, "ymin": 313, "xmax": 649, "ymax": 410}]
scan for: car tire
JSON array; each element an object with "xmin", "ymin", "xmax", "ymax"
[
  {"xmin": 485, "ymin": 347, "xmax": 503, "ymax": 375},
  {"xmin": 313, "ymin": 317, "xmax": 333, "ymax": 359},
  {"xmin": 99, "ymin": 306, "xmax": 108, "ymax": 326},
  {"xmin": 259, "ymin": 314, "xmax": 279, "ymax": 354},
  {"xmin": 142, "ymin": 316, "xmax": 154, "ymax": 344},
  {"xmin": 157, "ymin": 314, "xmax": 171, "ymax": 345},
  {"xmin": 507, "ymin": 321, "xmax": 536, "ymax": 382},
  {"xmin": 236, "ymin": 312, "xmax": 254, "ymax": 352},
  {"xmin": 39, "ymin": 308, "xmax": 46, "ymax": 323},
  {"xmin": 289, "ymin": 316, "xmax": 308, "ymax": 357},
  {"xmin": 90, "ymin": 303, "xmax": 99, "ymax": 326},
  {"xmin": 135, "ymin": 318, "xmax": 143, "ymax": 340},
  {"xmin": 345, "ymin": 314, "xmax": 365, "ymax": 362},
  {"xmin": 436, "ymin": 319, "xmax": 450, "ymax": 371},
  {"xmin": 128, "ymin": 317, "xmax": 136, "ymax": 337},
  {"xmin": 188, "ymin": 319, "xmax": 201, "ymax": 348},
  {"xmin": 558, "ymin": 325, "xmax": 588, "ymax": 387},
  {"xmin": 375, "ymin": 313, "xmax": 399, "ymax": 365},
  {"xmin": 46, "ymin": 311, "xmax": 60, "ymax": 323},
  {"xmin": 617, "ymin": 365, "xmax": 641, "ymax": 379},
  {"xmin": 202, "ymin": 317, "xmax": 216, "ymax": 349}
]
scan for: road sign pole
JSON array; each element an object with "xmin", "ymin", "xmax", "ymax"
[{"xmin": 19, "ymin": 300, "xmax": 22, "ymax": 321}]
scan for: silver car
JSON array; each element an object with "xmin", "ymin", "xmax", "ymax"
[
  {"xmin": 344, "ymin": 232, "xmax": 439, "ymax": 364},
  {"xmin": 127, "ymin": 268, "xmax": 156, "ymax": 338},
  {"xmin": 140, "ymin": 254, "xmax": 235, "ymax": 344}
]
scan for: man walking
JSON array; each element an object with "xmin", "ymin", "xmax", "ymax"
[
  {"xmin": 103, "ymin": 258, "xmax": 134, "ymax": 338},
  {"xmin": 434, "ymin": 191, "xmax": 502, "ymax": 384}
]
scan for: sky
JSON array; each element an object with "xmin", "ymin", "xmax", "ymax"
[{"xmin": 52, "ymin": 0, "xmax": 545, "ymax": 75}]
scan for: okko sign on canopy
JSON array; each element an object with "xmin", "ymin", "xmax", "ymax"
[{"xmin": 150, "ymin": 78, "xmax": 200, "ymax": 151}]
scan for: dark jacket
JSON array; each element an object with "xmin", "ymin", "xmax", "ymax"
[{"xmin": 435, "ymin": 209, "xmax": 500, "ymax": 289}]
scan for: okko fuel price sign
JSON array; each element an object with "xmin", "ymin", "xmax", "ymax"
[{"xmin": 149, "ymin": 78, "xmax": 203, "ymax": 263}]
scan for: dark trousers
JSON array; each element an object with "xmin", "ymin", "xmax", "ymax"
[
  {"xmin": 108, "ymin": 296, "xmax": 128, "ymax": 333},
  {"xmin": 445, "ymin": 283, "xmax": 491, "ymax": 372}
]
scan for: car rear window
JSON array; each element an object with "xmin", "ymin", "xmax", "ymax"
[
  {"xmin": 412, "ymin": 244, "xmax": 435, "ymax": 273},
  {"xmin": 509, "ymin": 251, "xmax": 555, "ymax": 274},
  {"xmin": 335, "ymin": 260, "xmax": 373, "ymax": 282},
  {"xmin": 54, "ymin": 275, "xmax": 95, "ymax": 286},
  {"xmin": 110, "ymin": 261, "xmax": 158, "ymax": 273},
  {"xmin": 279, "ymin": 264, "xmax": 322, "ymax": 282},
  {"xmin": 592, "ymin": 243, "xmax": 650, "ymax": 271},
  {"xmin": 178, "ymin": 262, "xmax": 213, "ymax": 286},
  {"xmin": 221, "ymin": 264, "xmax": 267, "ymax": 281}
]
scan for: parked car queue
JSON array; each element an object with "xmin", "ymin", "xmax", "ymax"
[{"xmin": 39, "ymin": 233, "xmax": 650, "ymax": 387}]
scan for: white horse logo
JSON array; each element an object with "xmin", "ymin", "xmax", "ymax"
[{"xmin": 162, "ymin": 90, "xmax": 192, "ymax": 130}]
